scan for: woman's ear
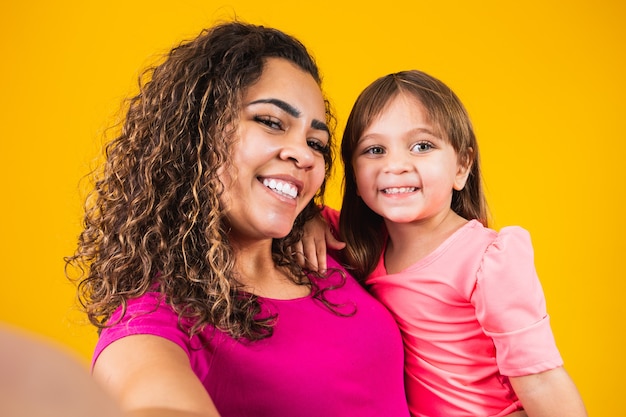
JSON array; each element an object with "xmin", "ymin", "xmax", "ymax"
[{"xmin": 453, "ymin": 147, "xmax": 474, "ymax": 191}]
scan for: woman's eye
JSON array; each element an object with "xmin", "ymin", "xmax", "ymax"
[
  {"xmin": 412, "ymin": 142, "xmax": 433, "ymax": 153},
  {"xmin": 254, "ymin": 115, "xmax": 283, "ymax": 130},
  {"xmin": 307, "ymin": 139, "xmax": 330, "ymax": 154}
]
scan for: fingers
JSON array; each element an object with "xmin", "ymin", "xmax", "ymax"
[
  {"xmin": 325, "ymin": 227, "xmax": 346, "ymax": 251},
  {"xmin": 291, "ymin": 239, "xmax": 324, "ymax": 272},
  {"xmin": 302, "ymin": 232, "xmax": 324, "ymax": 271},
  {"xmin": 294, "ymin": 210, "xmax": 346, "ymax": 272},
  {"xmin": 304, "ymin": 229, "xmax": 326, "ymax": 272},
  {"xmin": 292, "ymin": 241, "xmax": 309, "ymax": 270}
]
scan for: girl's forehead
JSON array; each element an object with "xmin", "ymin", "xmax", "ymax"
[{"xmin": 366, "ymin": 94, "xmax": 435, "ymax": 128}]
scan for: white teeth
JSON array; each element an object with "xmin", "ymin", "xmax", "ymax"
[
  {"xmin": 263, "ymin": 178, "xmax": 298, "ymax": 199},
  {"xmin": 384, "ymin": 187, "xmax": 417, "ymax": 194}
]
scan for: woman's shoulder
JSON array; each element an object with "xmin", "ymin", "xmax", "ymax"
[
  {"xmin": 93, "ymin": 292, "xmax": 199, "ymax": 368},
  {"xmin": 109, "ymin": 292, "xmax": 177, "ymax": 325}
]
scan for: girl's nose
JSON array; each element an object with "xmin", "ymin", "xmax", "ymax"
[{"xmin": 383, "ymin": 151, "xmax": 413, "ymax": 174}]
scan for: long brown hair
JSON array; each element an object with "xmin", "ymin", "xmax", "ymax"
[
  {"xmin": 340, "ymin": 70, "xmax": 488, "ymax": 280},
  {"xmin": 65, "ymin": 21, "xmax": 336, "ymax": 340}
]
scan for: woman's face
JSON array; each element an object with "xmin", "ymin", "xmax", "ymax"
[{"xmin": 220, "ymin": 57, "xmax": 329, "ymax": 243}]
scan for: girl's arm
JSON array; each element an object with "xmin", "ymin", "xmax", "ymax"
[
  {"xmin": 93, "ymin": 334, "xmax": 221, "ymax": 417},
  {"xmin": 509, "ymin": 366, "xmax": 587, "ymax": 417},
  {"xmin": 295, "ymin": 208, "xmax": 345, "ymax": 271}
]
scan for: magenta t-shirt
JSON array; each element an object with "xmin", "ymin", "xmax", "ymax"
[{"xmin": 93, "ymin": 256, "xmax": 410, "ymax": 417}]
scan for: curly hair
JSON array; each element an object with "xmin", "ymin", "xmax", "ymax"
[
  {"xmin": 66, "ymin": 21, "xmax": 336, "ymax": 340},
  {"xmin": 340, "ymin": 70, "xmax": 489, "ymax": 280}
]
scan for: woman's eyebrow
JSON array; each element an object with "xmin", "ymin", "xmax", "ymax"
[
  {"xmin": 248, "ymin": 98, "xmax": 329, "ymax": 134},
  {"xmin": 248, "ymin": 98, "xmax": 300, "ymax": 117},
  {"xmin": 311, "ymin": 119, "xmax": 329, "ymax": 135}
]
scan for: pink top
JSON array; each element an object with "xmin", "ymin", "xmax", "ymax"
[
  {"xmin": 367, "ymin": 219, "xmax": 563, "ymax": 417},
  {"xmin": 93, "ymin": 256, "xmax": 410, "ymax": 417}
]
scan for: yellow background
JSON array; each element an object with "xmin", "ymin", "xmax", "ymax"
[{"xmin": 1, "ymin": 1, "xmax": 624, "ymax": 415}]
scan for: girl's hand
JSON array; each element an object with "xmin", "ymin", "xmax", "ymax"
[{"xmin": 293, "ymin": 213, "xmax": 345, "ymax": 272}]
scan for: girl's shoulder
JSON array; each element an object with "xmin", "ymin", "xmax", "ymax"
[
  {"xmin": 442, "ymin": 220, "xmax": 536, "ymax": 276},
  {"xmin": 461, "ymin": 221, "xmax": 538, "ymax": 284},
  {"xmin": 462, "ymin": 220, "xmax": 533, "ymax": 250}
]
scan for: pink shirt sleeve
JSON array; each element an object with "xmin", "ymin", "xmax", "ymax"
[
  {"xmin": 92, "ymin": 293, "xmax": 195, "ymax": 369},
  {"xmin": 472, "ymin": 226, "xmax": 563, "ymax": 376}
]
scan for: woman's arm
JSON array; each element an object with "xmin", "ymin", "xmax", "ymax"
[
  {"xmin": 93, "ymin": 334, "xmax": 221, "ymax": 417},
  {"xmin": 0, "ymin": 324, "xmax": 125, "ymax": 417},
  {"xmin": 509, "ymin": 366, "xmax": 587, "ymax": 417}
]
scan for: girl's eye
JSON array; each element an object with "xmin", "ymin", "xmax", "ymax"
[
  {"xmin": 412, "ymin": 142, "xmax": 433, "ymax": 153},
  {"xmin": 254, "ymin": 115, "xmax": 283, "ymax": 130},
  {"xmin": 364, "ymin": 146, "xmax": 385, "ymax": 155},
  {"xmin": 307, "ymin": 139, "xmax": 330, "ymax": 155}
]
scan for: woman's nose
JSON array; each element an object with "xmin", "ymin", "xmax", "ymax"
[{"xmin": 279, "ymin": 135, "xmax": 316, "ymax": 169}]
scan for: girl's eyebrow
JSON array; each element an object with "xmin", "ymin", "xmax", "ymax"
[
  {"xmin": 248, "ymin": 98, "xmax": 329, "ymax": 135},
  {"xmin": 360, "ymin": 127, "xmax": 437, "ymax": 140}
]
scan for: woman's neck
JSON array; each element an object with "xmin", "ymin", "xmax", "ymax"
[
  {"xmin": 231, "ymin": 238, "xmax": 310, "ymax": 300},
  {"xmin": 384, "ymin": 209, "xmax": 468, "ymax": 274}
]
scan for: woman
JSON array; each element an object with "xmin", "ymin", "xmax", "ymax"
[{"xmin": 66, "ymin": 21, "xmax": 409, "ymax": 417}]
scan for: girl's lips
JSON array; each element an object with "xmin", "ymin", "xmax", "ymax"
[{"xmin": 382, "ymin": 187, "xmax": 417, "ymax": 194}]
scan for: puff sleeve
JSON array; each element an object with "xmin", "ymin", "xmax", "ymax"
[{"xmin": 472, "ymin": 227, "xmax": 563, "ymax": 376}]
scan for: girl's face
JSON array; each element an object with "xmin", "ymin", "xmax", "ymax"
[
  {"xmin": 352, "ymin": 93, "xmax": 470, "ymax": 226},
  {"xmin": 220, "ymin": 57, "xmax": 329, "ymax": 242}
]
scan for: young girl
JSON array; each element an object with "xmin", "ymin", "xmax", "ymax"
[{"xmin": 305, "ymin": 70, "xmax": 587, "ymax": 416}]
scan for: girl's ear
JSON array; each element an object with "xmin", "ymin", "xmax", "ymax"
[{"xmin": 453, "ymin": 147, "xmax": 473, "ymax": 191}]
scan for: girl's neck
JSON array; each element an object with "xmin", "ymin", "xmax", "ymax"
[{"xmin": 384, "ymin": 209, "xmax": 468, "ymax": 274}]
